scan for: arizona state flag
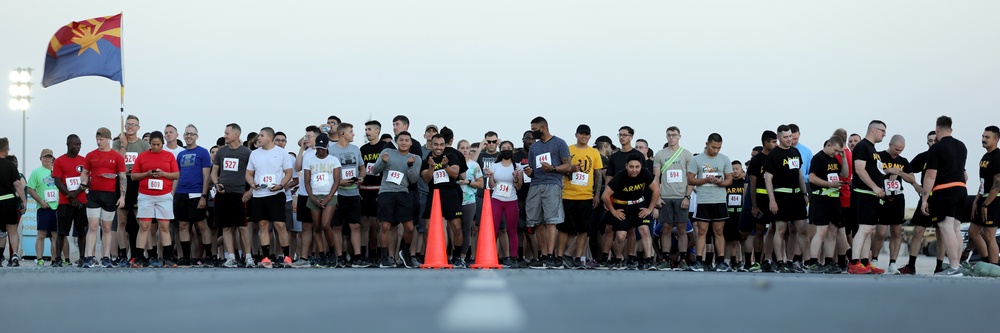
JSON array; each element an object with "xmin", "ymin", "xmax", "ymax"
[{"xmin": 42, "ymin": 13, "xmax": 123, "ymax": 88}]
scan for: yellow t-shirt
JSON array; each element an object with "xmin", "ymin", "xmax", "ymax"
[{"xmin": 562, "ymin": 144, "xmax": 604, "ymax": 200}]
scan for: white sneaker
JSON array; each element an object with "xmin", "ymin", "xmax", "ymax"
[
  {"xmin": 871, "ymin": 259, "xmax": 879, "ymax": 269},
  {"xmin": 222, "ymin": 258, "xmax": 237, "ymax": 268},
  {"xmin": 244, "ymin": 257, "xmax": 255, "ymax": 268},
  {"xmin": 886, "ymin": 262, "xmax": 900, "ymax": 275}
]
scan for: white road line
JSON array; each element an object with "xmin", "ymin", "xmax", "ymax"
[{"xmin": 440, "ymin": 271, "xmax": 526, "ymax": 332}]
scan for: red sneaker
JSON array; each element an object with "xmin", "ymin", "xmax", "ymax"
[
  {"xmin": 897, "ymin": 265, "xmax": 916, "ymax": 275},
  {"xmin": 848, "ymin": 262, "xmax": 871, "ymax": 274},
  {"xmin": 867, "ymin": 264, "xmax": 885, "ymax": 275}
]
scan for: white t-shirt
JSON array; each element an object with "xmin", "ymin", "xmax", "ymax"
[
  {"xmin": 296, "ymin": 148, "xmax": 316, "ymax": 196},
  {"xmin": 164, "ymin": 145, "xmax": 184, "ymax": 158},
  {"xmin": 303, "ymin": 153, "xmax": 342, "ymax": 195},
  {"xmin": 247, "ymin": 146, "xmax": 293, "ymax": 198},
  {"xmin": 285, "ymin": 153, "xmax": 296, "ymax": 202},
  {"xmin": 490, "ymin": 162, "xmax": 518, "ymax": 202}
]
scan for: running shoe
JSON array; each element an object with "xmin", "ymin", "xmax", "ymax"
[
  {"xmin": 528, "ymin": 258, "xmax": 546, "ymax": 269},
  {"xmin": 163, "ymin": 259, "xmax": 178, "ymax": 268},
  {"xmin": 222, "ymin": 258, "xmax": 238, "ymax": 268},
  {"xmin": 761, "ymin": 260, "xmax": 773, "ymax": 273},
  {"xmin": 898, "ymin": 265, "xmax": 916, "ymax": 275},
  {"xmin": 240, "ymin": 256, "xmax": 252, "ymax": 268},
  {"xmin": 823, "ymin": 262, "xmax": 842, "ymax": 274},
  {"xmin": 595, "ymin": 260, "xmax": 610, "ymax": 270},
  {"xmin": 715, "ymin": 262, "xmax": 733, "ymax": 272},
  {"xmin": 626, "ymin": 258, "xmax": 639, "ymax": 271},
  {"xmin": 36, "ymin": 259, "xmax": 44, "ymax": 266},
  {"xmin": 259, "ymin": 257, "xmax": 273, "ymax": 268},
  {"xmin": 293, "ymin": 258, "xmax": 312, "ymax": 268},
  {"xmin": 775, "ymin": 262, "xmax": 791, "ymax": 273},
  {"xmin": 52, "ymin": 258, "xmax": 63, "ymax": 267},
  {"xmin": 655, "ymin": 261, "xmax": 673, "ymax": 271},
  {"xmin": 101, "ymin": 257, "xmax": 113, "ymax": 268},
  {"xmin": 379, "ymin": 257, "xmax": 395, "ymax": 268},
  {"xmin": 350, "ymin": 257, "xmax": 365, "ymax": 268},
  {"xmin": 562, "ymin": 256, "xmax": 575, "ymax": 270},
  {"xmin": 282, "ymin": 256, "xmax": 294, "ymax": 268},
  {"xmin": 82, "ymin": 257, "xmax": 95, "ymax": 268},
  {"xmin": 848, "ymin": 262, "xmax": 871, "ymax": 274},
  {"xmin": 643, "ymin": 261, "xmax": 656, "ymax": 271},
  {"xmin": 177, "ymin": 258, "xmax": 191, "ymax": 267},
  {"xmin": 867, "ymin": 264, "xmax": 885, "ymax": 275},
  {"xmin": 790, "ymin": 261, "xmax": 805, "ymax": 273},
  {"xmin": 886, "ymin": 263, "xmax": 901, "ymax": 275},
  {"xmin": 116, "ymin": 258, "xmax": 129, "ymax": 268},
  {"xmin": 805, "ymin": 263, "xmax": 827, "ymax": 274},
  {"xmin": 679, "ymin": 261, "xmax": 691, "ymax": 272},
  {"xmin": 454, "ymin": 258, "xmax": 468, "ymax": 268},
  {"xmin": 934, "ymin": 267, "xmax": 963, "ymax": 277},
  {"xmin": 748, "ymin": 262, "xmax": 762, "ymax": 273},
  {"xmin": 63, "ymin": 259, "xmax": 71, "ymax": 267},
  {"xmin": 10, "ymin": 255, "xmax": 20, "ymax": 267},
  {"xmin": 149, "ymin": 258, "xmax": 163, "ymax": 268},
  {"xmin": 691, "ymin": 261, "xmax": 705, "ymax": 272}
]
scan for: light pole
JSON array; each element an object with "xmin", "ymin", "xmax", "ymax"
[{"xmin": 8, "ymin": 67, "xmax": 32, "ymax": 175}]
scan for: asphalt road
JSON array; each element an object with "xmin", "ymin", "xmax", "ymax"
[{"xmin": 2, "ymin": 264, "xmax": 998, "ymax": 333}]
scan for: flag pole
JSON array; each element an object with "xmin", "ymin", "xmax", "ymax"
[{"xmin": 119, "ymin": 11, "xmax": 125, "ymax": 137}]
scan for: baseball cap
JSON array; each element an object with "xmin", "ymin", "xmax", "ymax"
[
  {"xmin": 40, "ymin": 148, "xmax": 54, "ymax": 158},
  {"xmin": 576, "ymin": 124, "xmax": 591, "ymax": 135},
  {"xmin": 425, "ymin": 124, "xmax": 439, "ymax": 132},
  {"xmin": 315, "ymin": 135, "xmax": 330, "ymax": 150}
]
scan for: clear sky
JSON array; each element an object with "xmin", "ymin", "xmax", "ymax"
[{"xmin": 3, "ymin": 1, "xmax": 999, "ymax": 205}]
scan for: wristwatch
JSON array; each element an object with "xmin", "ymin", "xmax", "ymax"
[{"xmin": 684, "ymin": 195, "xmax": 691, "ymax": 199}]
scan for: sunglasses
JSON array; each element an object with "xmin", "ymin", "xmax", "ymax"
[{"xmin": 486, "ymin": 140, "xmax": 498, "ymax": 144}]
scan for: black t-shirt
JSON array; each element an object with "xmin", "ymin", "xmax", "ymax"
[
  {"xmin": 408, "ymin": 139, "xmax": 424, "ymax": 191},
  {"xmin": 608, "ymin": 168, "xmax": 654, "ymax": 202},
  {"xmin": 513, "ymin": 148, "xmax": 531, "ymax": 199},
  {"xmin": 809, "ymin": 151, "xmax": 843, "ymax": 188},
  {"xmin": 0, "ymin": 158, "xmax": 18, "ymax": 196},
  {"xmin": 444, "ymin": 147, "xmax": 469, "ymax": 174},
  {"xmin": 606, "ymin": 149, "xmax": 645, "ymax": 182},
  {"xmin": 851, "ymin": 138, "xmax": 881, "ymax": 191},
  {"xmin": 911, "ymin": 151, "xmax": 929, "ymax": 176},
  {"xmin": 747, "ymin": 152, "xmax": 767, "ymax": 188},
  {"xmin": 763, "ymin": 146, "xmax": 803, "ymax": 190},
  {"xmin": 878, "ymin": 151, "xmax": 911, "ymax": 195},
  {"xmin": 726, "ymin": 177, "xmax": 746, "ymax": 209},
  {"xmin": 474, "ymin": 150, "xmax": 499, "ymax": 197},
  {"xmin": 421, "ymin": 151, "xmax": 463, "ymax": 190},
  {"xmin": 925, "ymin": 136, "xmax": 967, "ymax": 186},
  {"xmin": 360, "ymin": 140, "xmax": 395, "ymax": 186},
  {"xmin": 979, "ymin": 148, "xmax": 1000, "ymax": 195}
]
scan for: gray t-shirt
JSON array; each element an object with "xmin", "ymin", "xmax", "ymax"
[
  {"xmin": 527, "ymin": 136, "xmax": 571, "ymax": 186},
  {"xmin": 653, "ymin": 147, "xmax": 694, "ymax": 199},
  {"xmin": 328, "ymin": 143, "xmax": 363, "ymax": 197},
  {"xmin": 372, "ymin": 148, "xmax": 421, "ymax": 193},
  {"xmin": 213, "ymin": 145, "xmax": 252, "ymax": 194},
  {"xmin": 113, "ymin": 138, "xmax": 151, "ymax": 173},
  {"xmin": 686, "ymin": 153, "xmax": 733, "ymax": 204}
]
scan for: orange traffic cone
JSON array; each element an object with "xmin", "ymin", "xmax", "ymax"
[
  {"xmin": 421, "ymin": 189, "xmax": 453, "ymax": 269},
  {"xmin": 471, "ymin": 188, "xmax": 503, "ymax": 269}
]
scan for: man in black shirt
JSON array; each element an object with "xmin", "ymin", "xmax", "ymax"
[
  {"xmin": 601, "ymin": 154, "xmax": 659, "ymax": 270},
  {"xmin": 848, "ymin": 120, "xmax": 888, "ymax": 275},
  {"xmin": 899, "ymin": 130, "xmax": 941, "ymax": 275},
  {"xmin": 763, "ymin": 125, "xmax": 809, "ymax": 273},
  {"xmin": 604, "ymin": 126, "xmax": 646, "ymax": 269},
  {"xmin": 724, "ymin": 159, "xmax": 747, "ymax": 271},
  {"xmin": 420, "ymin": 134, "xmax": 464, "ymax": 267},
  {"xmin": 0, "ymin": 138, "xmax": 27, "ymax": 266},
  {"xmin": 805, "ymin": 136, "xmax": 849, "ymax": 273},
  {"xmin": 748, "ymin": 131, "xmax": 777, "ymax": 272},
  {"xmin": 874, "ymin": 135, "xmax": 920, "ymax": 274},
  {"xmin": 920, "ymin": 116, "xmax": 967, "ymax": 276},
  {"xmin": 970, "ymin": 125, "xmax": 1000, "ymax": 265},
  {"xmin": 513, "ymin": 130, "xmax": 535, "ymax": 266},
  {"xmin": 359, "ymin": 120, "xmax": 395, "ymax": 263}
]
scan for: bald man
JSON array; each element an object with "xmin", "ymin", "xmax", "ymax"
[{"xmin": 874, "ymin": 135, "xmax": 921, "ymax": 274}]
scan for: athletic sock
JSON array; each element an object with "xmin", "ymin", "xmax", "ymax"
[
  {"xmin": 744, "ymin": 252, "xmax": 752, "ymax": 265},
  {"xmin": 824, "ymin": 257, "xmax": 834, "ymax": 266},
  {"xmin": 850, "ymin": 259, "xmax": 860, "ymax": 265},
  {"xmin": 203, "ymin": 243, "xmax": 214, "ymax": 257},
  {"xmin": 889, "ymin": 259, "xmax": 896, "ymax": 265},
  {"xmin": 400, "ymin": 242, "xmax": 411, "ymax": 259},
  {"xmin": 361, "ymin": 246, "xmax": 368, "ymax": 259},
  {"xmin": 716, "ymin": 256, "xmax": 725, "ymax": 265},
  {"xmin": 860, "ymin": 258, "xmax": 869, "ymax": 266},
  {"xmin": 261, "ymin": 245, "xmax": 270, "ymax": 259},
  {"xmin": 379, "ymin": 247, "xmax": 388, "ymax": 259},
  {"xmin": 118, "ymin": 248, "xmax": 128, "ymax": 259},
  {"xmin": 907, "ymin": 255, "xmax": 917, "ymax": 268},
  {"xmin": 805, "ymin": 258, "xmax": 817, "ymax": 266},
  {"xmin": 696, "ymin": 255, "xmax": 703, "ymax": 263},
  {"xmin": 281, "ymin": 246, "xmax": 290, "ymax": 257},
  {"xmin": 148, "ymin": 248, "xmax": 158, "ymax": 259},
  {"xmin": 792, "ymin": 254, "xmax": 802, "ymax": 263},
  {"xmin": 935, "ymin": 259, "xmax": 943, "ymax": 271},
  {"xmin": 838, "ymin": 255, "xmax": 847, "ymax": 267},
  {"xmin": 181, "ymin": 241, "xmax": 191, "ymax": 260},
  {"xmin": 872, "ymin": 255, "xmax": 878, "ymax": 262},
  {"xmin": 163, "ymin": 245, "xmax": 174, "ymax": 260},
  {"xmin": 328, "ymin": 246, "xmax": 336, "ymax": 256}
]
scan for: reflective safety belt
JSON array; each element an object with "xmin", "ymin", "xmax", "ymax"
[
  {"xmin": 811, "ymin": 188, "xmax": 840, "ymax": 198},
  {"xmin": 773, "ymin": 187, "xmax": 801, "ymax": 194}
]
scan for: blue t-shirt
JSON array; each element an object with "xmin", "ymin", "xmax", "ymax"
[
  {"xmin": 176, "ymin": 146, "xmax": 213, "ymax": 194},
  {"xmin": 527, "ymin": 135, "xmax": 571, "ymax": 186},
  {"xmin": 796, "ymin": 143, "xmax": 812, "ymax": 183}
]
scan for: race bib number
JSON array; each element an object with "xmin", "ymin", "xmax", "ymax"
[
  {"xmin": 124, "ymin": 152, "xmax": 138, "ymax": 166},
  {"xmin": 884, "ymin": 179, "xmax": 902, "ymax": 193},
  {"xmin": 148, "ymin": 179, "xmax": 163, "ymax": 190},
  {"xmin": 728, "ymin": 194, "xmax": 742, "ymax": 207},
  {"xmin": 535, "ymin": 153, "xmax": 551, "ymax": 168},
  {"xmin": 571, "ymin": 172, "xmax": 589, "ymax": 186},
  {"xmin": 495, "ymin": 182, "xmax": 514, "ymax": 198},
  {"xmin": 44, "ymin": 190, "xmax": 58, "ymax": 202},
  {"xmin": 666, "ymin": 170, "xmax": 683, "ymax": 183},
  {"xmin": 312, "ymin": 172, "xmax": 331, "ymax": 187},
  {"xmin": 827, "ymin": 173, "xmax": 840, "ymax": 183},
  {"xmin": 519, "ymin": 164, "xmax": 531, "ymax": 183},
  {"xmin": 387, "ymin": 170, "xmax": 404, "ymax": 185},
  {"xmin": 66, "ymin": 177, "xmax": 81, "ymax": 191},
  {"xmin": 366, "ymin": 163, "xmax": 376, "ymax": 176},
  {"xmin": 433, "ymin": 169, "xmax": 448, "ymax": 184},
  {"xmin": 223, "ymin": 158, "xmax": 239, "ymax": 172},
  {"xmin": 259, "ymin": 174, "xmax": 276, "ymax": 186},
  {"xmin": 788, "ymin": 158, "xmax": 800, "ymax": 170},
  {"xmin": 189, "ymin": 193, "xmax": 202, "ymax": 199},
  {"xmin": 702, "ymin": 172, "xmax": 719, "ymax": 187},
  {"xmin": 342, "ymin": 168, "xmax": 357, "ymax": 180}
]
